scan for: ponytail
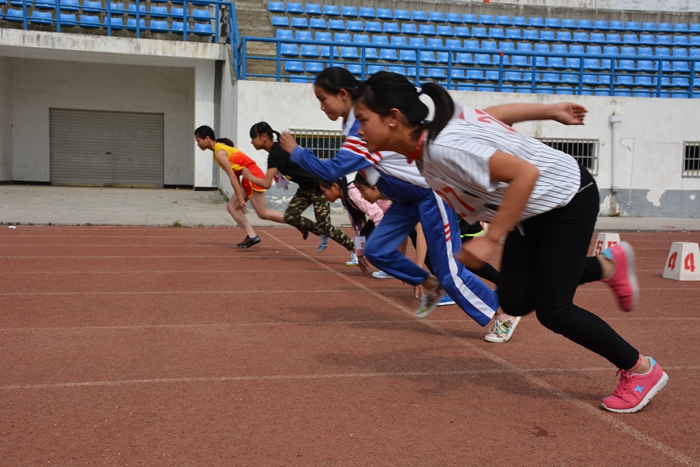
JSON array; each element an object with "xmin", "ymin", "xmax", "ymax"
[
  {"xmin": 358, "ymin": 72, "xmax": 455, "ymax": 142},
  {"xmin": 195, "ymin": 125, "xmax": 235, "ymax": 147},
  {"xmin": 250, "ymin": 121, "xmax": 281, "ymax": 142}
]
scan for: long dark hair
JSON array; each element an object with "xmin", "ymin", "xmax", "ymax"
[
  {"xmin": 358, "ymin": 71, "xmax": 455, "ymax": 143},
  {"xmin": 353, "ymin": 172, "xmax": 372, "ymax": 188},
  {"xmin": 194, "ymin": 125, "xmax": 235, "ymax": 147},
  {"xmin": 319, "ymin": 177, "xmax": 366, "ymax": 231},
  {"xmin": 249, "ymin": 121, "xmax": 281, "ymax": 142},
  {"xmin": 314, "ymin": 67, "xmax": 363, "ymax": 101}
]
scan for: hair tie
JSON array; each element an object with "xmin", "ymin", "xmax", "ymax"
[{"xmin": 415, "ymin": 86, "xmax": 423, "ymax": 96}]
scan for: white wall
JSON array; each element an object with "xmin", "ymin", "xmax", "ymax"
[
  {"xmin": 10, "ymin": 58, "xmax": 194, "ymax": 185},
  {"xmin": 0, "ymin": 57, "xmax": 12, "ymax": 182},
  {"xmin": 232, "ymin": 80, "xmax": 700, "ymax": 217}
]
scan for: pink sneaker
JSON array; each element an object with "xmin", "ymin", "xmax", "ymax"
[
  {"xmin": 602, "ymin": 241, "xmax": 639, "ymax": 312},
  {"xmin": 600, "ymin": 357, "xmax": 668, "ymax": 413}
]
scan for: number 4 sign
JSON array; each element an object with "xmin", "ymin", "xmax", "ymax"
[
  {"xmin": 594, "ymin": 233, "xmax": 621, "ymax": 256},
  {"xmin": 663, "ymin": 242, "xmax": 700, "ymax": 281}
]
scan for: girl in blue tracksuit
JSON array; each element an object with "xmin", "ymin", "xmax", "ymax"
[{"xmin": 279, "ymin": 67, "xmax": 500, "ymax": 326}]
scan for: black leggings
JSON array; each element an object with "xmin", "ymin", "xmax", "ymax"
[{"xmin": 499, "ymin": 166, "xmax": 639, "ymax": 370}]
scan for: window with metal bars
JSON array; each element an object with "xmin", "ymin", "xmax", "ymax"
[
  {"xmin": 538, "ymin": 138, "xmax": 598, "ymax": 174},
  {"xmin": 683, "ymin": 142, "xmax": 700, "ymax": 178},
  {"xmin": 288, "ymin": 129, "xmax": 343, "ymax": 160}
]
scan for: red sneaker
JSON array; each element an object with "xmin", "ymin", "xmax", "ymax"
[
  {"xmin": 600, "ymin": 357, "xmax": 668, "ymax": 413},
  {"xmin": 602, "ymin": 241, "xmax": 639, "ymax": 312}
]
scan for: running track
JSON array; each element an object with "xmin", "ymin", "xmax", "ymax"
[{"xmin": 1, "ymin": 226, "xmax": 699, "ymax": 466}]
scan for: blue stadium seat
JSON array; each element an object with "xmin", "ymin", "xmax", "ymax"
[
  {"xmin": 523, "ymin": 29, "xmax": 538, "ymax": 41},
  {"xmin": 625, "ymin": 21, "xmax": 641, "ymax": 31},
  {"xmin": 623, "ymin": 33, "xmax": 639, "ymax": 44},
  {"xmin": 80, "ymin": 13, "xmax": 101, "ymax": 27},
  {"xmin": 367, "ymin": 65, "xmax": 385, "ymax": 74},
  {"xmin": 528, "ymin": 17, "xmax": 543, "ymax": 28},
  {"xmin": 280, "ymin": 43, "xmax": 298, "ymax": 56},
  {"xmin": 35, "ymin": 0, "xmax": 55, "ymax": 9},
  {"xmin": 291, "ymin": 17, "xmax": 308, "ymax": 28},
  {"xmin": 593, "ymin": 20, "xmax": 608, "ymax": 30},
  {"xmin": 459, "ymin": 83, "xmax": 476, "ymax": 91},
  {"xmin": 284, "ymin": 61, "xmax": 304, "ymax": 73},
  {"xmin": 573, "ymin": 31, "xmax": 589, "ymax": 42},
  {"xmin": 537, "ymin": 86, "xmax": 555, "ymax": 94},
  {"xmin": 192, "ymin": 8, "xmax": 211, "ymax": 21},
  {"xmin": 500, "ymin": 41, "xmax": 515, "ymax": 52},
  {"xmin": 659, "ymin": 23, "xmax": 674, "ymax": 33},
  {"xmin": 673, "ymin": 35, "xmax": 689, "ymax": 46},
  {"xmin": 409, "ymin": 37, "xmax": 425, "ymax": 47},
  {"xmin": 618, "ymin": 59, "xmax": 635, "ymax": 70},
  {"xmin": 450, "ymin": 69, "xmax": 466, "ymax": 80},
  {"xmin": 306, "ymin": 61, "xmax": 324, "ymax": 73},
  {"xmin": 364, "ymin": 21, "xmax": 380, "ymax": 33},
  {"xmin": 635, "ymin": 76, "xmax": 655, "ymax": 86},
  {"xmin": 358, "ymin": 6, "xmax": 374, "ymax": 18},
  {"xmin": 609, "ymin": 20, "xmax": 623, "ymax": 30},
  {"xmin": 620, "ymin": 45, "xmax": 636, "ymax": 55},
  {"xmin": 420, "ymin": 50, "xmax": 437, "ymax": 63},
  {"xmin": 328, "ymin": 19, "xmax": 344, "ymax": 30},
  {"xmin": 286, "ymin": 2, "xmax": 302, "ymax": 14},
  {"xmin": 411, "ymin": 10, "xmax": 427, "ymax": 21},
  {"xmin": 382, "ymin": 22, "xmax": 399, "ymax": 34},
  {"xmin": 267, "ymin": 1, "xmax": 284, "ymax": 13},
  {"xmin": 289, "ymin": 76, "xmax": 309, "ymax": 84},
  {"xmin": 276, "ymin": 29, "xmax": 293, "ymax": 39},
  {"xmin": 399, "ymin": 49, "xmax": 416, "ymax": 62},
  {"xmin": 379, "ymin": 48, "xmax": 398, "ymax": 61},
  {"xmin": 577, "ymin": 19, "xmax": 593, "ymax": 30},
  {"xmin": 334, "ymin": 32, "xmax": 351, "ymax": 42},
  {"xmin": 556, "ymin": 31, "xmax": 572, "ymax": 42},
  {"xmin": 295, "ymin": 30, "xmax": 312, "ymax": 40},
  {"xmin": 463, "ymin": 13, "xmax": 477, "ymax": 24},
  {"xmin": 634, "ymin": 90, "xmax": 651, "ymax": 97},
  {"xmin": 482, "ymin": 40, "xmax": 497, "ymax": 51},
  {"xmin": 540, "ymin": 30, "xmax": 555, "ymax": 41},
  {"xmin": 445, "ymin": 12, "xmax": 461, "ymax": 24},
  {"xmin": 506, "ymin": 28, "xmax": 522, "ymax": 40},
  {"xmin": 401, "ymin": 23, "xmax": 417, "ymax": 35},
  {"xmin": 387, "ymin": 65, "xmax": 405, "ymax": 74},
  {"xmin": 472, "ymin": 26, "xmax": 487, "ymax": 38},
  {"xmin": 445, "ymin": 38, "xmax": 461, "ymax": 49},
  {"xmin": 673, "ymin": 23, "xmax": 688, "ymax": 33},
  {"xmin": 639, "ymin": 34, "xmax": 655, "ymax": 45},
  {"xmin": 300, "ymin": 44, "xmax": 319, "ymax": 57},
  {"xmin": 272, "ymin": 16, "xmax": 289, "ymax": 27},
  {"xmin": 544, "ymin": 17, "xmax": 560, "ymax": 28},
  {"xmin": 393, "ymin": 9, "xmax": 408, "ymax": 21},
  {"xmin": 429, "ymin": 11, "xmax": 445, "ymax": 23},
  {"xmin": 561, "ymin": 18, "xmax": 576, "ymax": 29},
  {"xmin": 31, "ymin": 10, "xmax": 53, "ymax": 24},
  {"xmin": 561, "ymin": 72, "xmax": 579, "ymax": 84},
  {"xmin": 464, "ymin": 39, "xmax": 479, "ymax": 50},
  {"xmin": 691, "ymin": 36, "xmax": 700, "ymax": 46},
  {"xmin": 428, "ymin": 37, "xmax": 443, "ymax": 48},
  {"xmin": 59, "ymin": 0, "xmax": 80, "ymax": 11},
  {"xmin": 309, "ymin": 17, "xmax": 326, "ymax": 29},
  {"xmin": 455, "ymin": 52, "xmax": 473, "ymax": 64},
  {"xmin": 371, "ymin": 35, "xmax": 388, "ymax": 45},
  {"xmin": 347, "ymin": 64, "xmax": 362, "ymax": 75},
  {"xmin": 479, "ymin": 14, "xmax": 495, "ymax": 25},
  {"xmin": 149, "ymin": 19, "xmax": 169, "ymax": 32},
  {"xmin": 171, "ymin": 20, "xmax": 186, "ymax": 33},
  {"xmin": 353, "ymin": 34, "xmax": 369, "ymax": 44},
  {"xmin": 478, "ymin": 84, "xmax": 496, "ymax": 93},
  {"xmin": 363, "ymin": 47, "xmax": 379, "ymax": 60},
  {"xmin": 82, "ymin": 0, "xmax": 101, "ymax": 13},
  {"xmin": 467, "ymin": 70, "xmax": 484, "ymax": 80},
  {"xmin": 607, "ymin": 33, "xmax": 622, "ymax": 44},
  {"xmin": 437, "ymin": 51, "xmax": 449, "ymax": 63},
  {"xmin": 437, "ymin": 24, "xmax": 453, "ymax": 36},
  {"xmin": 570, "ymin": 44, "xmax": 584, "ymax": 54},
  {"xmin": 125, "ymin": 17, "xmax": 145, "ymax": 30},
  {"xmin": 420, "ymin": 24, "xmax": 436, "ymax": 36},
  {"xmin": 341, "ymin": 5, "xmax": 357, "ymax": 17},
  {"xmin": 489, "ymin": 27, "xmax": 505, "ymax": 39},
  {"xmin": 455, "ymin": 26, "xmax": 470, "ymax": 38},
  {"xmin": 474, "ymin": 53, "xmax": 491, "ymax": 65},
  {"xmin": 496, "ymin": 15, "xmax": 511, "ymax": 26},
  {"xmin": 339, "ymin": 46, "xmax": 359, "ymax": 59},
  {"xmin": 376, "ymin": 8, "xmax": 391, "ymax": 19},
  {"xmin": 637, "ymin": 59, "xmax": 656, "ymax": 71},
  {"xmin": 556, "ymin": 86, "xmax": 574, "ymax": 95},
  {"xmin": 657, "ymin": 35, "xmax": 672, "ymax": 45},
  {"xmin": 346, "ymin": 20, "xmax": 363, "ymax": 32},
  {"xmin": 58, "ymin": 12, "xmax": 77, "ymax": 26},
  {"xmin": 323, "ymin": 5, "xmax": 339, "ymax": 16},
  {"xmin": 305, "ymin": 3, "xmax": 321, "ymax": 15},
  {"xmin": 589, "ymin": 32, "xmax": 605, "ymax": 43},
  {"xmin": 641, "ymin": 21, "xmax": 656, "ymax": 32},
  {"xmin": 148, "ymin": 5, "xmax": 167, "ymax": 17},
  {"xmin": 504, "ymin": 71, "xmax": 523, "ymax": 81},
  {"xmin": 391, "ymin": 35, "xmax": 407, "ymax": 46}
]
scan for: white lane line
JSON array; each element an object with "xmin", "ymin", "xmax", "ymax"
[
  {"xmin": 261, "ymin": 231, "xmax": 700, "ymax": 467},
  {"xmin": 0, "ymin": 289, "xmax": 392, "ymax": 297}
]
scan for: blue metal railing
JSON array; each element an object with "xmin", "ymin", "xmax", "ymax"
[{"xmin": 237, "ymin": 36, "xmax": 700, "ymax": 98}]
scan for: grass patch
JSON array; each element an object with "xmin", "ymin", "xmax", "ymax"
[
  {"xmin": 218, "ymin": 188, "xmax": 230, "ymax": 203},
  {"xmin": 172, "ymin": 220, "xmax": 182, "ymax": 228}
]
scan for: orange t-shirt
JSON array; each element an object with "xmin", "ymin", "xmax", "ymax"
[{"xmin": 214, "ymin": 142, "xmax": 265, "ymax": 198}]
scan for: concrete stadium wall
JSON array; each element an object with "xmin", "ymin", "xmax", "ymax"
[
  {"xmin": 9, "ymin": 58, "xmax": 195, "ymax": 185},
  {"xmin": 484, "ymin": 0, "xmax": 699, "ymax": 11},
  {"xmin": 230, "ymin": 79, "xmax": 700, "ymax": 218},
  {"xmin": 0, "ymin": 57, "xmax": 12, "ymax": 182}
]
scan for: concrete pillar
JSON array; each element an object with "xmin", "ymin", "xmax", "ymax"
[
  {"xmin": 0, "ymin": 57, "xmax": 13, "ymax": 182},
  {"xmin": 194, "ymin": 62, "xmax": 216, "ymax": 188}
]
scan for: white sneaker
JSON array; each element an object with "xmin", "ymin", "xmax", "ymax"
[
  {"xmin": 346, "ymin": 252, "xmax": 358, "ymax": 267},
  {"xmin": 437, "ymin": 294, "xmax": 456, "ymax": 306},
  {"xmin": 484, "ymin": 315, "xmax": 521, "ymax": 343},
  {"xmin": 415, "ymin": 285, "xmax": 446, "ymax": 319},
  {"xmin": 372, "ymin": 270, "xmax": 396, "ymax": 279}
]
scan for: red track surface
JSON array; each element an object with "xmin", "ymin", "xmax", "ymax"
[{"xmin": 1, "ymin": 226, "xmax": 699, "ymax": 466}]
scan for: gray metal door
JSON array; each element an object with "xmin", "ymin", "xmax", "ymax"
[{"xmin": 50, "ymin": 108, "xmax": 164, "ymax": 187}]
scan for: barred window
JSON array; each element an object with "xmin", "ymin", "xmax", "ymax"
[
  {"xmin": 683, "ymin": 142, "xmax": 700, "ymax": 178},
  {"xmin": 538, "ymin": 138, "xmax": 598, "ymax": 174},
  {"xmin": 289, "ymin": 128, "xmax": 344, "ymax": 160}
]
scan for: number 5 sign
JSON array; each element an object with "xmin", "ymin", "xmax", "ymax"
[
  {"xmin": 594, "ymin": 233, "xmax": 621, "ymax": 256},
  {"xmin": 663, "ymin": 242, "xmax": 700, "ymax": 281}
]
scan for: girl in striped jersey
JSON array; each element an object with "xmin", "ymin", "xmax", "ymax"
[
  {"xmin": 352, "ymin": 71, "xmax": 667, "ymax": 414},
  {"xmin": 280, "ymin": 67, "xmax": 503, "ymax": 332}
]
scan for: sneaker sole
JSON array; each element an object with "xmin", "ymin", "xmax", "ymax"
[
  {"xmin": 436, "ymin": 300, "xmax": 456, "ymax": 307},
  {"xmin": 619, "ymin": 241, "xmax": 640, "ymax": 312},
  {"xmin": 415, "ymin": 288, "xmax": 447, "ymax": 319},
  {"xmin": 484, "ymin": 316, "xmax": 521, "ymax": 343},
  {"xmin": 346, "ymin": 263, "xmax": 358, "ymax": 267},
  {"xmin": 600, "ymin": 371, "xmax": 668, "ymax": 413},
  {"xmin": 372, "ymin": 273, "xmax": 396, "ymax": 279}
]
